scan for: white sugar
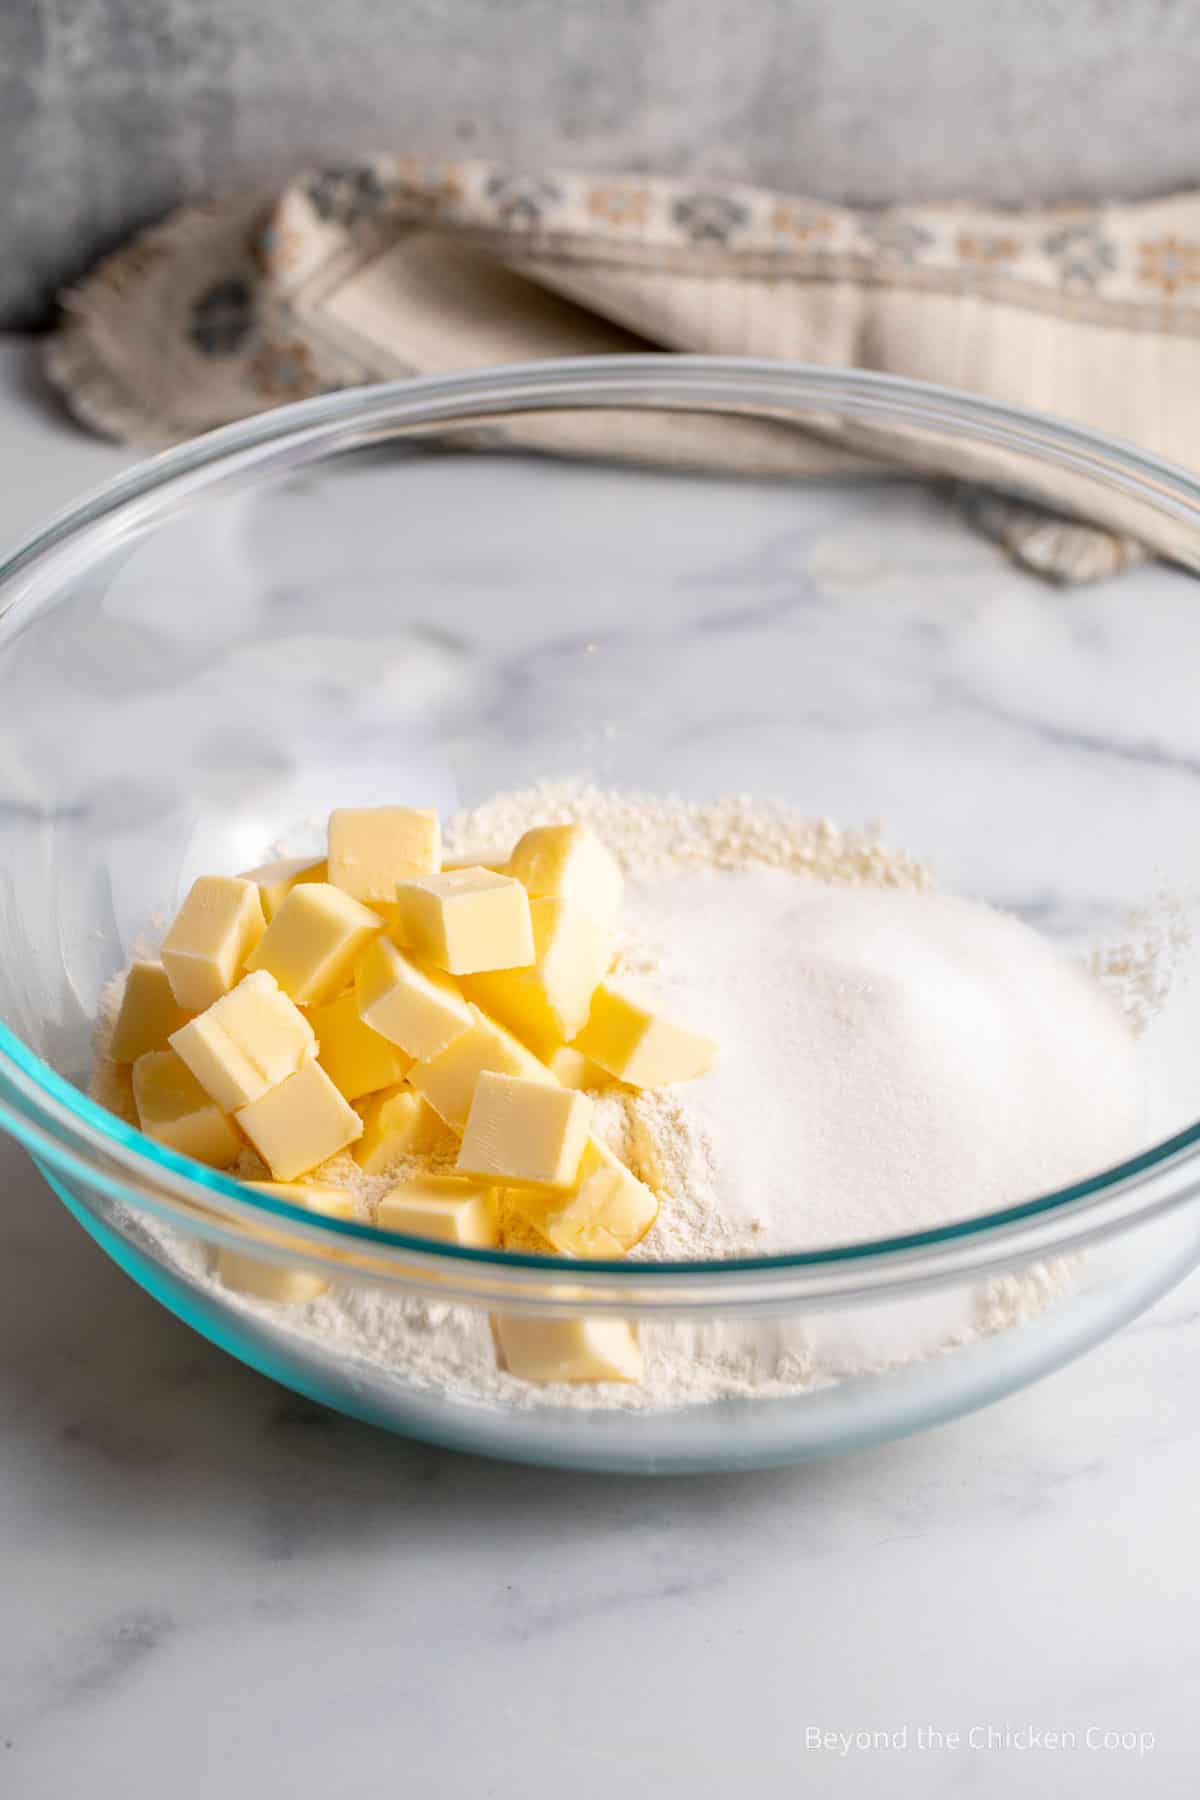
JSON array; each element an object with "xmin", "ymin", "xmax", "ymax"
[{"xmin": 610, "ymin": 872, "xmax": 1145, "ymax": 1256}]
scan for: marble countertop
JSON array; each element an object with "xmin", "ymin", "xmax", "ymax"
[{"xmin": 1, "ymin": 338, "xmax": 1198, "ymax": 1798}]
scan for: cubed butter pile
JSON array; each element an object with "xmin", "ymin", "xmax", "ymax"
[{"xmin": 111, "ymin": 808, "xmax": 717, "ymax": 1385}]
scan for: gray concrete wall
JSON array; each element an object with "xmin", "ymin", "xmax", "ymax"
[{"xmin": 5, "ymin": 0, "xmax": 1200, "ymax": 327}]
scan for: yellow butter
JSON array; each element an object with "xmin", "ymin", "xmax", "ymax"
[
  {"xmin": 355, "ymin": 935, "xmax": 472, "ymax": 1061},
  {"xmin": 512, "ymin": 1136, "xmax": 658, "ymax": 1257},
  {"xmin": 94, "ymin": 1058, "xmax": 138, "ymax": 1126},
  {"xmin": 307, "ymin": 988, "xmax": 413, "ymax": 1101},
  {"xmin": 506, "ymin": 823, "xmax": 623, "ymax": 926},
  {"xmin": 492, "ymin": 1314, "xmax": 643, "ymax": 1384},
  {"xmin": 214, "ymin": 1253, "xmax": 326, "ymax": 1305},
  {"xmin": 110, "ymin": 960, "xmax": 192, "ymax": 1064},
  {"xmin": 131, "ymin": 1048, "xmax": 242, "ymax": 1168},
  {"xmin": 457, "ymin": 1071, "xmax": 592, "ymax": 1190},
  {"xmin": 217, "ymin": 1181, "xmax": 354, "ymax": 1305},
  {"xmin": 238, "ymin": 855, "xmax": 327, "ymax": 921},
  {"xmin": 235, "ymin": 1057, "xmax": 363, "ymax": 1180},
  {"xmin": 160, "ymin": 875, "xmax": 267, "ymax": 1011},
  {"xmin": 546, "ymin": 1045, "xmax": 618, "ymax": 1091},
  {"xmin": 327, "ymin": 805, "xmax": 441, "ymax": 902},
  {"xmin": 573, "ymin": 985, "xmax": 717, "ymax": 1087},
  {"xmin": 364, "ymin": 900, "xmax": 402, "ymax": 929},
  {"xmin": 377, "ymin": 1172, "xmax": 499, "ymax": 1247},
  {"xmin": 441, "ymin": 850, "xmax": 509, "ymax": 873},
  {"xmin": 409, "ymin": 1003, "xmax": 557, "ymax": 1132},
  {"xmin": 465, "ymin": 895, "xmax": 611, "ymax": 1055},
  {"xmin": 168, "ymin": 970, "xmax": 316, "ymax": 1111},
  {"xmin": 394, "ymin": 868, "xmax": 534, "ymax": 976},
  {"xmin": 354, "ymin": 1084, "xmax": 454, "ymax": 1174},
  {"xmin": 243, "ymin": 1179, "xmax": 352, "ymax": 1210},
  {"xmin": 245, "ymin": 881, "xmax": 382, "ymax": 1005}
]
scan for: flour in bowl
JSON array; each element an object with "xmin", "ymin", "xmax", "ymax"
[{"xmin": 92, "ymin": 782, "xmax": 1153, "ymax": 1410}]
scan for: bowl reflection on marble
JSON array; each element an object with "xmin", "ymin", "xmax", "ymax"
[{"xmin": 2, "ymin": 358, "xmax": 1200, "ymax": 1474}]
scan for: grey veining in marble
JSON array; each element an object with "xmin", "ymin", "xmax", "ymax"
[
  {"xmin": 8, "ymin": 0, "xmax": 1200, "ymax": 326},
  {"xmin": 2, "ymin": 336, "xmax": 1200, "ymax": 1792},
  {"xmin": 3, "ymin": 1123, "xmax": 1199, "ymax": 1795}
]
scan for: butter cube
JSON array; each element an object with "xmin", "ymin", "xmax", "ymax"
[
  {"xmin": 506, "ymin": 823, "xmax": 623, "ymax": 926},
  {"xmin": 492, "ymin": 1314, "xmax": 643, "ymax": 1384},
  {"xmin": 573, "ymin": 985, "xmax": 717, "ymax": 1087},
  {"xmin": 546, "ymin": 1045, "xmax": 618, "ymax": 1091},
  {"xmin": 307, "ymin": 988, "xmax": 413, "ymax": 1101},
  {"xmin": 131, "ymin": 1049, "xmax": 242, "ymax": 1168},
  {"xmin": 410, "ymin": 1003, "xmax": 557, "ymax": 1132},
  {"xmin": 217, "ymin": 1181, "xmax": 353, "ymax": 1305},
  {"xmin": 328, "ymin": 806, "xmax": 441, "ymax": 902},
  {"xmin": 465, "ymin": 896, "xmax": 611, "ymax": 1055},
  {"xmin": 394, "ymin": 868, "xmax": 534, "ymax": 976},
  {"xmin": 161, "ymin": 876, "xmax": 267, "ymax": 1011},
  {"xmin": 441, "ymin": 850, "xmax": 509, "ymax": 873},
  {"xmin": 245, "ymin": 882, "xmax": 382, "ymax": 1005},
  {"xmin": 169, "ymin": 970, "xmax": 316, "ymax": 1111},
  {"xmin": 511, "ymin": 1136, "xmax": 658, "ymax": 1257},
  {"xmin": 110, "ymin": 960, "xmax": 192, "ymax": 1064},
  {"xmin": 354, "ymin": 1084, "xmax": 454, "ymax": 1174},
  {"xmin": 214, "ymin": 1254, "xmax": 327, "ymax": 1305},
  {"xmin": 457, "ymin": 1072, "xmax": 592, "ymax": 1190},
  {"xmin": 235, "ymin": 1057, "xmax": 362, "ymax": 1180},
  {"xmin": 94, "ymin": 1058, "xmax": 138, "ymax": 1126},
  {"xmin": 238, "ymin": 855, "xmax": 327, "ymax": 921},
  {"xmin": 355, "ymin": 935, "xmax": 473, "ymax": 1061},
  {"xmin": 377, "ymin": 1173, "xmax": 499, "ymax": 1247},
  {"xmin": 243, "ymin": 1179, "xmax": 352, "ymax": 1210}
]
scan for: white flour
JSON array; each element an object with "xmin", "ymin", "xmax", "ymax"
[{"xmin": 96, "ymin": 783, "xmax": 1151, "ymax": 1412}]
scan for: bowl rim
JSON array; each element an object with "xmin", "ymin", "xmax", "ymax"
[{"xmin": 3, "ymin": 352, "xmax": 1200, "ymax": 1311}]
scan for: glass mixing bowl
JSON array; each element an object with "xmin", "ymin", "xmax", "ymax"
[{"xmin": 3, "ymin": 357, "xmax": 1200, "ymax": 1474}]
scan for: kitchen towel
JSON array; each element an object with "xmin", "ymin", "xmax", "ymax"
[{"xmin": 46, "ymin": 156, "xmax": 1200, "ymax": 579}]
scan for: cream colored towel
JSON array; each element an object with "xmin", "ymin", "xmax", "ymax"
[{"xmin": 46, "ymin": 157, "xmax": 1200, "ymax": 579}]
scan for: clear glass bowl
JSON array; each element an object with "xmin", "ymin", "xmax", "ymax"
[{"xmin": 3, "ymin": 357, "xmax": 1200, "ymax": 1474}]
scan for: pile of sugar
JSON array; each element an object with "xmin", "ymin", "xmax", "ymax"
[
  {"xmin": 610, "ymin": 872, "xmax": 1144, "ymax": 1255},
  {"xmin": 106, "ymin": 783, "xmax": 1147, "ymax": 1411}
]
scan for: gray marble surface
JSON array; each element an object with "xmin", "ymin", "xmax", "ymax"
[
  {"xmin": 2, "ymin": 337, "xmax": 1200, "ymax": 1795},
  {"xmin": 9, "ymin": 0, "xmax": 1200, "ymax": 325}
]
